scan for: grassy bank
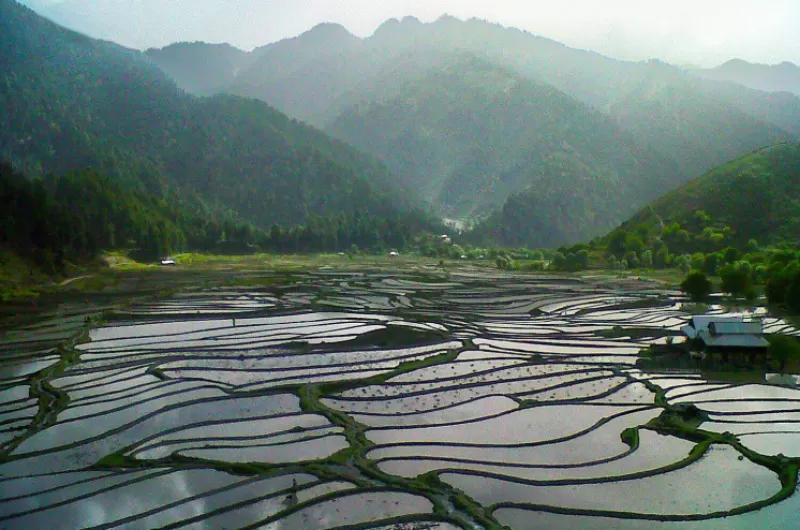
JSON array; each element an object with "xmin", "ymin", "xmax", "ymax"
[{"xmin": 2, "ymin": 249, "xmax": 687, "ymax": 304}]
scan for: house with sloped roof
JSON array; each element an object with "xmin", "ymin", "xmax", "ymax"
[{"xmin": 682, "ymin": 316, "xmax": 769, "ymax": 350}]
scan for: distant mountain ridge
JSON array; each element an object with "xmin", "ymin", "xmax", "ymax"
[
  {"xmin": 327, "ymin": 55, "xmax": 680, "ymax": 246},
  {"xmin": 147, "ymin": 17, "xmax": 798, "ymax": 174},
  {"xmin": 696, "ymin": 59, "xmax": 800, "ymax": 97}
]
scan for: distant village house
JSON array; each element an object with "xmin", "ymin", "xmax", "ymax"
[{"xmin": 682, "ymin": 316, "xmax": 769, "ymax": 362}]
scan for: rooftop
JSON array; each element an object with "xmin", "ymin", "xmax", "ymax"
[{"xmin": 682, "ymin": 315, "xmax": 768, "ymax": 349}]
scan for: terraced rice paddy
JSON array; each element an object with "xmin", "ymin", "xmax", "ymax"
[{"xmin": 1, "ymin": 270, "xmax": 799, "ymax": 529}]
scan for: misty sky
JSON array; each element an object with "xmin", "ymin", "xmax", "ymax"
[{"xmin": 19, "ymin": 0, "xmax": 800, "ymax": 66}]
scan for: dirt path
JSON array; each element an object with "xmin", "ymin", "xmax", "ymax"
[{"xmin": 59, "ymin": 274, "xmax": 93, "ymax": 287}]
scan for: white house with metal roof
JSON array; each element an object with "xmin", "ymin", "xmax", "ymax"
[{"xmin": 682, "ymin": 316, "xmax": 769, "ymax": 350}]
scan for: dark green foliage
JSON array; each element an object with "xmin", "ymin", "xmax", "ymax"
[
  {"xmin": 0, "ymin": 0, "xmax": 437, "ymax": 244},
  {"xmin": 1, "ymin": 161, "xmax": 430, "ymax": 271},
  {"xmin": 787, "ymin": 274, "xmax": 800, "ymax": 313},
  {"xmin": 597, "ymin": 144, "xmax": 800, "ymax": 266},
  {"xmin": 719, "ymin": 263, "xmax": 753, "ymax": 298},
  {"xmin": 0, "ymin": 162, "xmax": 189, "ymax": 266},
  {"xmin": 768, "ymin": 335, "xmax": 800, "ymax": 372},
  {"xmin": 681, "ymin": 272, "xmax": 713, "ymax": 302}
]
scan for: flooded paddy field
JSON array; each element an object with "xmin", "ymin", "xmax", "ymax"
[{"xmin": 1, "ymin": 268, "xmax": 799, "ymax": 529}]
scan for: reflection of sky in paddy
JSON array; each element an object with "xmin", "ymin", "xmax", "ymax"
[{"xmin": 3, "ymin": 272, "xmax": 800, "ymax": 529}]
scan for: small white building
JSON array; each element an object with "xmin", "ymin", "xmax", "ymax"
[
  {"xmin": 682, "ymin": 316, "xmax": 769, "ymax": 350},
  {"xmin": 160, "ymin": 257, "xmax": 176, "ymax": 267},
  {"xmin": 389, "ymin": 251, "xmax": 400, "ymax": 258}
]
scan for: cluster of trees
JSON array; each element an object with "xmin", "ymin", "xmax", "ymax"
[
  {"xmin": 763, "ymin": 250, "xmax": 800, "ymax": 312},
  {"xmin": 1, "ymin": 162, "xmax": 211, "ymax": 269},
  {"xmin": 601, "ymin": 209, "xmax": 743, "ymax": 272},
  {"xmin": 1, "ymin": 162, "xmax": 441, "ymax": 275},
  {"xmin": 258, "ymin": 212, "xmax": 431, "ymax": 254},
  {"xmin": 679, "ymin": 248, "xmax": 800, "ymax": 311}
]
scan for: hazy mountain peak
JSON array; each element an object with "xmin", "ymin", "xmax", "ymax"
[
  {"xmin": 697, "ymin": 58, "xmax": 800, "ymax": 96},
  {"xmin": 147, "ymin": 41, "xmax": 244, "ymax": 54},
  {"xmin": 304, "ymin": 22, "xmax": 355, "ymax": 40},
  {"xmin": 400, "ymin": 16, "xmax": 422, "ymax": 25},
  {"xmin": 720, "ymin": 58, "xmax": 749, "ymax": 68},
  {"xmin": 434, "ymin": 14, "xmax": 462, "ymax": 25}
]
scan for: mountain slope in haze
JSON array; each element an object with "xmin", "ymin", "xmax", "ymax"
[
  {"xmin": 212, "ymin": 16, "xmax": 799, "ymax": 155},
  {"xmin": 606, "ymin": 143, "xmax": 800, "ymax": 251},
  {"xmin": 146, "ymin": 16, "xmax": 797, "ymax": 228},
  {"xmin": 697, "ymin": 78, "xmax": 800, "ymax": 137},
  {"xmin": 696, "ymin": 59, "xmax": 800, "ymax": 97},
  {"xmin": 0, "ymin": 0, "xmax": 431, "ymax": 239},
  {"xmin": 145, "ymin": 42, "xmax": 253, "ymax": 96},
  {"xmin": 328, "ymin": 56, "xmax": 679, "ymax": 231},
  {"xmin": 223, "ymin": 23, "xmax": 371, "ymax": 123},
  {"xmin": 606, "ymin": 60, "xmax": 790, "ymax": 177}
]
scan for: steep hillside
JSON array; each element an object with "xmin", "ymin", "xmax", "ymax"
[
  {"xmin": 146, "ymin": 15, "xmax": 798, "ymax": 233},
  {"xmin": 698, "ymin": 79, "xmax": 800, "ymax": 137},
  {"xmin": 606, "ymin": 143, "xmax": 800, "ymax": 254},
  {"xmin": 145, "ymin": 42, "xmax": 253, "ymax": 96},
  {"xmin": 470, "ymin": 155, "xmax": 642, "ymax": 248},
  {"xmin": 606, "ymin": 61, "xmax": 790, "ymax": 177},
  {"xmin": 696, "ymin": 59, "xmax": 800, "ymax": 97},
  {"xmin": 0, "ymin": 0, "xmax": 430, "ymax": 236},
  {"xmin": 328, "ymin": 56, "xmax": 679, "ymax": 227},
  {"xmin": 224, "ymin": 23, "xmax": 370, "ymax": 124}
]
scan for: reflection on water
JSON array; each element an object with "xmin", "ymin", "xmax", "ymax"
[{"xmin": 1, "ymin": 272, "xmax": 799, "ymax": 529}]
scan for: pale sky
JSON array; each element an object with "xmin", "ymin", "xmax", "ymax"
[{"xmin": 19, "ymin": 0, "xmax": 800, "ymax": 66}]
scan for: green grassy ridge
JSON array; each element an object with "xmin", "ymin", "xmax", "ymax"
[{"xmin": 608, "ymin": 143, "xmax": 800, "ymax": 250}]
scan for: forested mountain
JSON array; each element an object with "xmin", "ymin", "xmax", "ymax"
[
  {"xmin": 329, "ymin": 56, "xmax": 678, "ymax": 234},
  {"xmin": 695, "ymin": 59, "xmax": 800, "ymax": 97},
  {"xmin": 144, "ymin": 15, "xmax": 797, "ymax": 248},
  {"xmin": 605, "ymin": 60, "xmax": 789, "ymax": 177},
  {"xmin": 698, "ymin": 79, "xmax": 800, "ymax": 137},
  {"xmin": 145, "ymin": 42, "xmax": 253, "ymax": 96},
  {"xmin": 0, "ymin": 0, "xmax": 434, "ymax": 243},
  {"xmin": 600, "ymin": 143, "xmax": 800, "ymax": 261},
  {"xmin": 0, "ymin": 161, "xmax": 200, "ymax": 267}
]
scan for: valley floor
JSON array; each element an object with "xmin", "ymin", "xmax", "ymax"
[{"xmin": 1, "ymin": 265, "xmax": 799, "ymax": 530}]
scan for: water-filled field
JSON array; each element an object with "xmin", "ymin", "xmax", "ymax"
[{"xmin": 2, "ymin": 270, "xmax": 799, "ymax": 529}]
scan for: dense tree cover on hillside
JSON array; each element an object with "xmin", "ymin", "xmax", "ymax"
[
  {"xmin": 147, "ymin": 16, "xmax": 796, "ymax": 248},
  {"xmin": 0, "ymin": 0, "xmax": 430, "ymax": 238},
  {"xmin": 591, "ymin": 144, "xmax": 800, "ymax": 270},
  {"xmin": 330, "ymin": 57, "xmax": 680, "ymax": 247},
  {"xmin": 0, "ymin": 162, "xmax": 189, "ymax": 268},
  {"xmin": 1, "ymin": 162, "xmax": 436, "ymax": 276}
]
